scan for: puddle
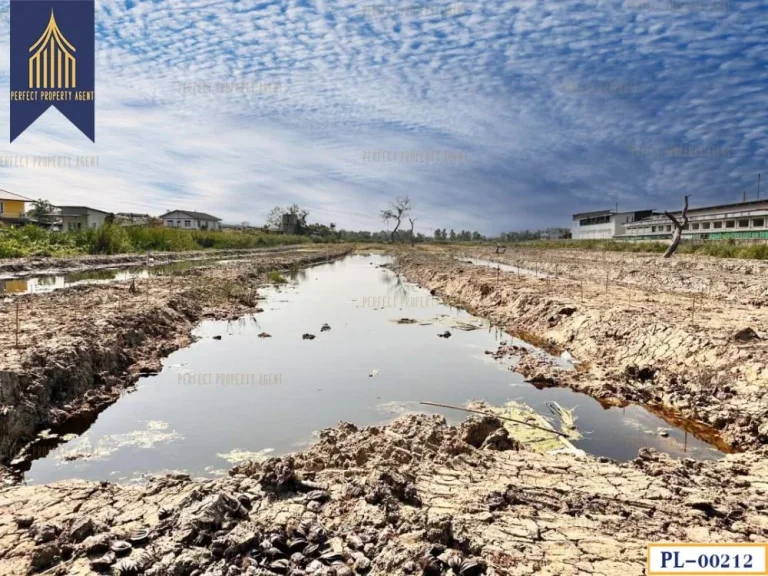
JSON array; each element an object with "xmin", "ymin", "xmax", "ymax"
[
  {"xmin": 457, "ymin": 256, "xmax": 545, "ymax": 277},
  {"xmin": 21, "ymin": 254, "xmax": 725, "ymax": 484},
  {"xmin": 0, "ymin": 260, "xmax": 224, "ymax": 295}
]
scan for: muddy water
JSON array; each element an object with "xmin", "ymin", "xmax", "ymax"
[
  {"xmin": 457, "ymin": 256, "xmax": 546, "ymax": 277},
  {"xmin": 24, "ymin": 254, "xmax": 722, "ymax": 484},
  {"xmin": 0, "ymin": 259, "xmax": 240, "ymax": 295}
]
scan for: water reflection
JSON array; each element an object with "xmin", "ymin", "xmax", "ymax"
[{"xmin": 21, "ymin": 254, "xmax": 727, "ymax": 485}]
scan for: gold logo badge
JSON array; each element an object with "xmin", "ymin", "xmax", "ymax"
[{"xmin": 28, "ymin": 9, "xmax": 76, "ymax": 89}]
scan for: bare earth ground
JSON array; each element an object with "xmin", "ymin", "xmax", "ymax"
[
  {"xmin": 0, "ymin": 246, "xmax": 314, "ymax": 278},
  {"xmin": 0, "ymin": 246, "xmax": 352, "ymax": 470},
  {"xmin": 1, "ymin": 245, "xmax": 768, "ymax": 575},
  {"xmin": 1, "ymin": 412, "xmax": 767, "ymax": 576},
  {"xmin": 394, "ymin": 246, "xmax": 768, "ymax": 450}
]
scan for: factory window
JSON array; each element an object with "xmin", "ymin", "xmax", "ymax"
[
  {"xmin": 702, "ymin": 222, "xmax": 710, "ymax": 230},
  {"xmin": 184, "ymin": 220, "xmax": 191, "ymax": 228},
  {"xmin": 651, "ymin": 226, "xmax": 656, "ymax": 232},
  {"xmin": 726, "ymin": 221, "xmax": 735, "ymax": 228},
  {"xmin": 691, "ymin": 223, "xmax": 699, "ymax": 230},
  {"xmin": 579, "ymin": 215, "xmax": 610, "ymax": 226},
  {"xmin": 753, "ymin": 218, "xmax": 765, "ymax": 228},
  {"xmin": 738, "ymin": 219, "xmax": 750, "ymax": 228},
  {"xmin": 713, "ymin": 221, "xmax": 723, "ymax": 229}
]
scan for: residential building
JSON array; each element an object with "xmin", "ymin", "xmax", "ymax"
[
  {"xmin": 0, "ymin": 189, "xmax": 33, "ymax": 224},
  {"xmin": 571, "ymin": 209, "xmax": 653, "ymax": 240},
  {"xmin": 116, "ymin": 212, "xmax": 152, "ymax": 226},
  {"xmin": 55, "ymin": 206, "xmax": 111, "ymax": 231},
  {"xmin": 159, "ymin": 210, "xmax": 222, "ymax": 230},
  {"xmin": 623, "ymin": 199, "xmax": 768, "ymax": 241}
]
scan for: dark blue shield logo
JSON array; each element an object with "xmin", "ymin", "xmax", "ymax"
[{"xmin": 10, "ymin": 0, "xmax": 95, "ymax": 142}]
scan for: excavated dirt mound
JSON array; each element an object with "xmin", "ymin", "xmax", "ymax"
[
  {"xmin": 393, "ymin": 249, "xmax": 768, "ymax": 450},
  {"xmin": 0, "ymin": 247, "xmax": 352, "ymax": 474},
  {"xmin": 0, "ymin": 246, "xmax": 312, "ymax": 278},
  {"xmin": 1, "ymin": 412, "xmax": 767, "ymax": 575}
]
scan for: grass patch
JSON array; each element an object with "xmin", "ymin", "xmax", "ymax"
[
  {"xmin": 508, "ymin": 238, "xmax": 768, "ymax": 260},
  {"xmin": 267, "ymin": 270, "xmax": 287, "ymax": 284}
]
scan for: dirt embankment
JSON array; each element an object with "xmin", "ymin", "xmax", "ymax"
[
  {"xmin": 0, "ymin": 247, "xmax": 352, "ymax": 474},
  {"xmin": 393, "ymin": 249, "xmax": 768, "ymax": 451},
  {"xmin": 0, "ymin": 245, "xmax": 313, "ymax": 279},
  {"xmin": 1, "ymin": 412, "xmax": 767, "ymax": 576},
  {"xmin": 462, "ymin": 247, "xmax": 768, "ymax": 306}
]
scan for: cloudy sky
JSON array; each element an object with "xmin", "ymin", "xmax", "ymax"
[{"xmin": 0, "ymin": 0, "xmax": 765, "ymax": 234}]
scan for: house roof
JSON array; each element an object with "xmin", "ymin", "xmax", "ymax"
[
  {"xmin": 572, "ymin": 209, "xmax": 613, "ymax": 218},
  {"xmin": 56, "ymin": 206, "xmax": 111, "ymax": 215},
  {"xmin": 159, "ymin": 210, "xmax": 222, "ymax": 221},
  {"xmin": 0, "ymin": 189, "xmax": 33, "ymax": 202}
]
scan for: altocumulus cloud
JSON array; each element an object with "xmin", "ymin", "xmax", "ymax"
[{"xmin": 0, "ymin": 0, "xmax": 765, "ymax": 234}]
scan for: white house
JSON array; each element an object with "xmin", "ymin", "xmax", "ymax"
[
  {"xmin": 571, "ymin": 209, "xmax": 653, "ymax": 240},
  {"xmin": 55, "ymin": 206, "xmax": 111, "ymax": 231},
  {"xmin": 159, "ymin": 210, "xmax": 222, "ymax": 231}
]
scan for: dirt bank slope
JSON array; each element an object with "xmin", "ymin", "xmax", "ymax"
[
  {"xmin": 0, "ymin": 247, "xmax": 351, "ymax": 469},
  {"xmin": 393, "ymin": 249, "xmax": 768, "ymax": 450},
  {"xmin": 0, "ymin": 245, "xmax": 312, "ymax": 278},
  {"xmin": 1, "ymin": 413, "xmax": 766, "ymax": 575}
]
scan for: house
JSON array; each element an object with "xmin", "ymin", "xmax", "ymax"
[
  {"xmin": 571, "ymin": 209, "xmax": 653, "ymax": 240},
  {"xmin": 623, "ymin": 199, "xmax": 768, "ymax": 241},
  {"xmin": 55, "ymin": 206, "xmax": 111, "ymax": 231},
  {"xmin": 0, "ymin": 189, "xmax": 33, "ymax": 225},
  {"xmin": 159, "ymin": 210, "xmax": 222, "ymax": 231},
  {"xmin": 116, "ymin": 212, "xmax": 153, "ymax": 226}
]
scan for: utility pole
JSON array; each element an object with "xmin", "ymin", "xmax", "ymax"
[{"xmin": 759, "ymin": 173, "xmax": 761, "ymax": 200}]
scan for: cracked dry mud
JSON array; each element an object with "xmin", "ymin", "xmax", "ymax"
[
  {"xmin": 1, "ymin": 412, "xmax": 767, "ymax": 576},
  {"xmin": 2, "ymin": 245, "xmax": 768, "ymax": 575},
  {"xmin": 0, "ymin": 246, "xmax": 352, "ymax": 472},
  {"xmin": 393, "ymin": 247, "xmax": 768, "ymax": 451}
]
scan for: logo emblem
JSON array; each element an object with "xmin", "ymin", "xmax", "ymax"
[{"xmin": 10, "ymin": 0, "xmax": 95, "ymax": 142}]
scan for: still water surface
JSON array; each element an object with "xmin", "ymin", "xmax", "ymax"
[{"xmin": 24, "ymin": 254, "xmax": 723, "ymax": 484}]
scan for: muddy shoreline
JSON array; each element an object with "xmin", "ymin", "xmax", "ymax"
[
  {"xmin": 392, "ymin": 248, "xmax": 768, "ymax": 451},
  {"xmin": 0, "ymin": 246, "xmax": 352, "ymax": 478},
  {"xmin": 1, "ymin": 411, "xmax": 767, "ymax": 575},
  {"xmin": 1, "ymin": 246, "xmax": 768, "ymax": 575},
  {"xmin": 0, "ymin": 245, "xmax": 314, "ymax": 279}
]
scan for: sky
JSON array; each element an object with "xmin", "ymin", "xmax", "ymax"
[{"xmin": 0, "ymin": 0, "xmax": 766, "ymax": 235}]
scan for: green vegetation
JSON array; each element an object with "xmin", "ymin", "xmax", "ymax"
[
  {"xmin": 266, "ymin": 270, "xmax": 287, "ymax": 284},
  {"xmin": 513, "ymin": 238, "xmax": 768, "ymax": 259},
  {"xmin": 0, "ymin": 224, "xmax": 310, "ymax": 259}
]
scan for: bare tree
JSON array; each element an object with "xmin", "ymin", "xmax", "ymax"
[
  {"xmin": 663, "ymin": 194, "xmax": 689, "ymax": 258},
  {"xmin": 380, "ymin": 195, "xmax": 412, "ymax": 243},
  {"xmin": 408, "ymin": 217, "xmax": 418, "ymax": 247}
]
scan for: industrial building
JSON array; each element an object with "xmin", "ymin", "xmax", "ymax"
[
  {"xmin": 571, "ymin": 209, "xmax": 653, "ymax": 240},
  {"xmin": 623, "ymin": 199, "xmax": 768, "ymax": 241}
]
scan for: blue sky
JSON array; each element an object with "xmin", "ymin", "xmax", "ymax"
[{"xmin": 0, "ymin": 0, "xmax": 766, "ymax": 234}]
